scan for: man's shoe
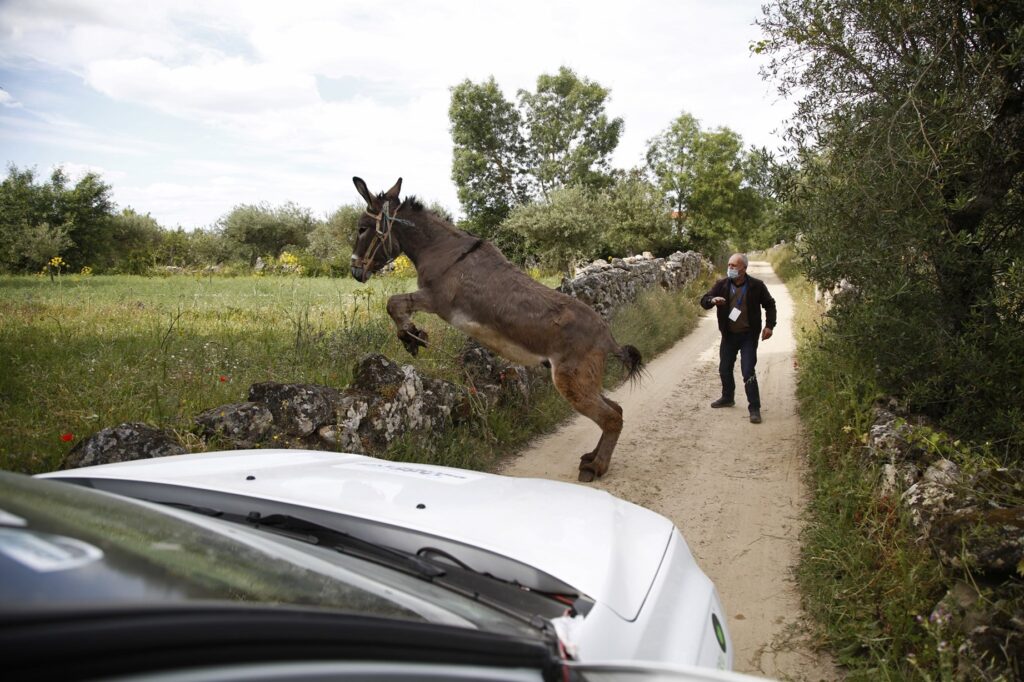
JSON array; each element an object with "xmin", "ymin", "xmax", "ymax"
[
  {"xmin": 749, "ymin": 409, "xmax": 762, "ymax": 424},
  {"xmin": 710, "ymin": 398, "xmax": 735, "ymax": 408}
]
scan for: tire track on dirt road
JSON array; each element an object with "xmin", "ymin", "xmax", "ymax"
[{"xmin": 500, "ymin": 261, "xmax": 839, "ymax": 681}]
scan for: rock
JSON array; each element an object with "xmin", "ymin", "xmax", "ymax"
[
  {"xmin": 347, "ymin": 354, "xmax": 469, "ymax": 450},
  {"xmin": 350, "ymin": 353, "xmax": 407, "ymax": 395},
  {"xmin": 195, "ymin": 402, "xmax": 273, "ymax": 447},
  {"xmin": 931, "ymin": 582, "xmax": 1024, "ymax": 678},
  {"xmin": 459, "ymin": 341, "xmax": 531, "ymax": 408},
  {"xmin": 317, "ymin": 424, "xmax": 365, "ymax": 454},
  {"xmin": 557, "ymin": 250, "xmax": 711, "ymax": 320},
  {"xmin": 254, "ymin": 256, "xmax": 266, "ymax": 272},
  {"xmin": 248, "ymin": 382, "xmax": 345, "ymax": 437},
  {"xmin": 902, "ymin": 458, "xmax": 961, "ymax": 535},
  {"xmin": 880, "ymin": 463, "xmax": 919, "ymax": 498},
  {"xmin": 64, "ymin": 422, "xmax": 186, "ymax": 468},
  {"xmin": 932, "ymin": 506, "xmax": 1024, "ymax": 575}
]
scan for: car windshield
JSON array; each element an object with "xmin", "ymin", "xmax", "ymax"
[{"xmin": 0, "ymin": 472, "xmax": 431, "ymax": 621}]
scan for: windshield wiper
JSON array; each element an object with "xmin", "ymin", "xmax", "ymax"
[
  {"xmin": 248, "ymin": 513, "xmax": 446, "ymax": 579},
  {"xmin": 155, "ymin": 501, "xmax": 563, "ymax": 635},
  {"xmin": 153, "ymin": 502, "xmax": 444, "ymax": 579}
]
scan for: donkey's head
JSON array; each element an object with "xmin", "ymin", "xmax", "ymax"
[{"xmin": 351, "ymin": 176, "xmax": 404, "ymax": 283}]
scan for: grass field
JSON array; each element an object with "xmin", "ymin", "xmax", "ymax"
[
  {"xmin": 1, "ymin": 271, "xmax": 709, "ymax": 475},
  {"xmin": 0, "ymin": 273, "xmax": 422, "ymax": 473}
]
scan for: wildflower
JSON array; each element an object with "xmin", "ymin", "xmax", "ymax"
[
  {"xmin": 60, "ymin": 432, "xmax": 74, "ymax": 442},
  {"xmin": 219, "ymin": 375, "xmax": 229, "ymax": 382}
]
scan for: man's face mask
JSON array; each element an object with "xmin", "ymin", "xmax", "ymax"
[{"xmin": 727, "ymin": 267, "xmax": 740, "ymax": 279}]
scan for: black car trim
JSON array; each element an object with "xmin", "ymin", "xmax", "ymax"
[{"xmin": 0, "ymin": 604, "xmax": 565, "ymax": 682}]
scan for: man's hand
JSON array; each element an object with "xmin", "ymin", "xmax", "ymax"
[
  {"xmin": 761, "ymin": 327, "xmax": 773, "ymax": 341},
  {"xmin": 711, "ymin": 296, "xmax": 726, "ymax": 306}
]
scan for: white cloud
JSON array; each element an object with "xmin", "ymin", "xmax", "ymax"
[
  {"xmin": 86, "ymin": 57, "xmax": 319, "ymax": 115},
  {"xmin": 0, "ymin": 111, "xmax": 162, "ymax": 157},
  {"xmin": 1, "ymin": 0, "xmax": 792, "ymax": 229},
  {"xmin": 54, "ymin": 161, "xmax": 127, "ymax": 184},
  {"xmin": 0, "ymin": 90, "xmax": 22, "ymax": 108}
]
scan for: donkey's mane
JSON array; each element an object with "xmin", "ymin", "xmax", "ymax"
[
  {"xmin": 397, "ymin": 194, "xmax": 462, "ymax": 236},
  {"xmin": 402, "ymin": 195, "xmax": 426, "ymax": 212}
]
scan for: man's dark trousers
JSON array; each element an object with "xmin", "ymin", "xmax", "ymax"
[{"xmin": 719, "ymin": 330, "xmax": 760, "ymax": 409}]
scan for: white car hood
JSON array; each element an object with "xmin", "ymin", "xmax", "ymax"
[{"xmin": 43, "ymin": 449, "xmax": 674, "ymax": 621}]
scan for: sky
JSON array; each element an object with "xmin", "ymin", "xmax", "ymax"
[{"xmin": 0, "ymin": 0, "xmax": 792, "ymax": 231}]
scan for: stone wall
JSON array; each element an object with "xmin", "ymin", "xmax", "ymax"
[
  {"xmin": 864, "ymin": 405, "xmax": 1022, "ymax": 676},
  {"xmin": 559, "ymin": 250, "xmax": 712, "ymax": 319},
  {"xmin": 66, "ymin": 250, "xmax": 711, "ymax": 468}
]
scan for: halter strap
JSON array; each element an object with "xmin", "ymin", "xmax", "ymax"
[{"xmin": 353, "ymin": 200, "xmax": 415, "ymax": 270}]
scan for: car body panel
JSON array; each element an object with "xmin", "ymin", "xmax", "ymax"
[
  {"xmin": 39, "ymin": 449, "xmax": 734, "ymax": 672},
  {"xmin": 42, "ymin": 449, "xmax": 671, "ymax": 621}
]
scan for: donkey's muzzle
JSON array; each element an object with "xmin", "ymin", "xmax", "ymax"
[{"xmin": 350, "ymin": 265, "xmax": 368, "ymax": 282}]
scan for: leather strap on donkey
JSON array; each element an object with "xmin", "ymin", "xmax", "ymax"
[{"xmin": 357, "ymin": 200, "xmax": 416, "ymax": 269}]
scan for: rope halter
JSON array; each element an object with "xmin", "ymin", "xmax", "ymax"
[{"xmin": 352, "ymin": 200, "xmax": 414, "ymax": 271}]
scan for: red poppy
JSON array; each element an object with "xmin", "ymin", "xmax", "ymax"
[
  {"xmin": 60, "ymin": 432, "xmax": 74, "ymax": 442},
  {"xmin": 219, "ymin": 375, "xmax": 229, "ymax": 382}
]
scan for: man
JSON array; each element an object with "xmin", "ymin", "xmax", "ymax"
[{"xmin": 700, "ymin": 253, "xmax": 777, "ymax": 424}]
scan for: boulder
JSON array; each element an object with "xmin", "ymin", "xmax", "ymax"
[
  {"xmin": 932, "ymin": 506, "xmax": 1024, "ymax": 575},
  {"xmin": 902, "ymin": 458, "xmax": 961, "ymax": 535},
  {"xmin": 64, "ymin": 422, "xmax": 186, "ymax": 468},
  {"xmin": 248, "ymin": 382, "xmax": 345, "ymax": 437},
  {"xmin": 195, "ymin": 402, "xmax": 273, "ymax": 447},
  {"xmin": 459, "ymin": 341, "xmax": 531, "ymax": 408},
  {"xmin": 346, "ymin": 354, "xmax": 470, "ymax": 450}
]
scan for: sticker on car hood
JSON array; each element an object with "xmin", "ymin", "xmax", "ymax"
[{"xmin": 0, "ymin": 528, "xmax": 104, "ymax": 572}]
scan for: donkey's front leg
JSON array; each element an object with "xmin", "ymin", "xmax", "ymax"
[{"xmin": 386, "ymin": 290, "xmax": 434, "ymax": 357}]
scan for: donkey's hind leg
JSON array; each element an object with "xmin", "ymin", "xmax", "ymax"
[{"xmin": 551, "ymin": 354, "xmax": 623, "ymax": 482}]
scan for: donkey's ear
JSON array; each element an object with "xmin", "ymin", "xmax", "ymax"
[
  {"xmin": 353, "ymin": 177, "xmax": 375, "ymax": 208},
  {"xmin": 384, "ymin": 177, "xmax": 402, "ymax": 202}
]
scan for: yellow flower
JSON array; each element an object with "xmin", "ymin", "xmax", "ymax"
[{"xmin": 389, "ymin": 254, "xmax": 416, "ymax": 278}]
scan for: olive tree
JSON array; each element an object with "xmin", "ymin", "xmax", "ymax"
[{"xmin": 759, "ymin": 0, "xmax": 1024, "ymax": 445}]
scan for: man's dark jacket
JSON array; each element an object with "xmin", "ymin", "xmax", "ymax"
[{"xmin": 700, "ymin": 275, "xmax": 777, "ymax": 335}]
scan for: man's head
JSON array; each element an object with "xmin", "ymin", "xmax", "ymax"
[{"xmin": 727, "ymin": 253, "xmax": 748, "ymax": 281}]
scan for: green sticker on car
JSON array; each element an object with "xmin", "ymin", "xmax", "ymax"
[{"xmin": 712, "ymin": 613, "xmax": 727, "ymax": 652}]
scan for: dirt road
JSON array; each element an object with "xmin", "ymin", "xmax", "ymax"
[{"xmin": 501, "ymin": 262, "xmax": 839, "ymax": 681}]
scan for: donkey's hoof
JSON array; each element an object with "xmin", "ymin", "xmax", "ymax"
[
  {"xmin": 400, "ymin": 327, "xmax": 428, "ymax": 356},
  {"xmin": 577, "ymin": 468, "xmax": 596, "ymax": 483}
]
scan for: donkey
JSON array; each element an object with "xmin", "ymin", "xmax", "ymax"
[{"xmin": 349, "ymin": 177, "xmax": 642, "ymax": 482}]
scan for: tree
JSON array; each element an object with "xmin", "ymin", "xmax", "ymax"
[
  {"xmin": 449, "ymin": 77, "xmax": 530, "ymax": 240},
  {"xmin": 518, "ymin": 67, "xmax": 623, "ymax": 198},
  {"xmin": 645, "ymin": 113, "xmax": 751, "ymax": 256},
  {"xmin": 449, "ymin": 67, "xmax": 623, "ymax": 258},
  {"xmin": 0, "ymin": 165, "xmax": 117, "ymax": 272},
  {"xmin": 18, "ymin": 222, "xmax": 72, "ymax": 272},
  {"xmin": 306, "ymin": 204, "xmax": 359, "ymax": 274},
  {"xmin": 0, "ymin": 166, "xmax": 53, "ymax": 270},
  {"xmin": 219, "ymin": 202, "xmax": 318, "ymax": 264},
  {"xmin": 106, "ymin": 209, "xmax": 163, "ymax": 273},
  {"xmin": 502, "ymin": 186, "xmax": 611, "ymax": 273},
  {"xmin": 61, "ymin": 171, "xmax": 116, "ymax": 268},
  {"xmin": 601, "ymin": 170, "xmax": 677, "ymax": 256},
  {"xmin": 758, "ymin": 0, "xmax": 1024, "ymax": 444}
]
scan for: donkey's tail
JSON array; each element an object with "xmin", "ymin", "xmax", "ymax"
[{"xmin": 616, "ymin": 344, "xmax": 645, "ymax": 386}]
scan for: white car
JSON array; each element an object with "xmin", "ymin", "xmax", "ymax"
[{"xmin": 2, "ymin": 449, "xmax": 747, "ymax": 681}]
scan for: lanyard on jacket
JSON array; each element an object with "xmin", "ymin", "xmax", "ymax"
[{"xmin": 730, "ymin": 281, "xmax": 748, "ymax": 308}]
